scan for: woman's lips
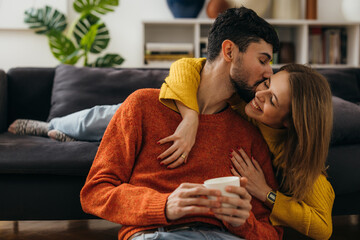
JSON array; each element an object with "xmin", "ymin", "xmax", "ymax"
[{"xmin": 251, "ymin": 99, "xmax": 262, "ymax": 112}]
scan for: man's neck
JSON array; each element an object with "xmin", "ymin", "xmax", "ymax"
[{"xmin": 197, "ymin": 60, "xmax": 234, "ymax": 114}]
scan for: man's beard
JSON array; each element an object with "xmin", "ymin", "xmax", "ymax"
[
  {"xmin": 229, "ymin": 55, "xmax": 257, "ymax": 103},
  {"xmin": 230, "ymin": 76, "xmax": 255, "ymax": 103}
]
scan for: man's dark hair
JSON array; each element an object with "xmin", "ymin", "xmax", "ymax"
[{"xmin": 207, "ymin": 7, "xmax": 280, "ymax": 61}]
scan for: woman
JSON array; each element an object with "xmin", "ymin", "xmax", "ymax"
[{"xmin": 157, "ymin": 58, "xmax": 334, "ymax": 240}]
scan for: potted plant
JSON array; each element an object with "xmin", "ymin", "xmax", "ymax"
[{"xmin": 24, "ymin": 0, "xmax": 124, "ymax": 67}]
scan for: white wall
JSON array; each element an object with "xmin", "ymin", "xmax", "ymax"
[{"xmin": 0, "ymin": 0, "xmax": 348, "ymax": 71}]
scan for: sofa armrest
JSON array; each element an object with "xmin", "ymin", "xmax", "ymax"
[{"xmin": 0, "ymin": 69, "xmax": 7, "ymax": 133}]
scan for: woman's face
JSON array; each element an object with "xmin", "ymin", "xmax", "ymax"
[{"xmin": 245, "ymin": 70, "xmax": 291, "ymax": 129}]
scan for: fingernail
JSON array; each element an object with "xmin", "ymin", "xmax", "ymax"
[
  {"xmin": 160, "ymin": 162, "xmax": 164, "ymax": 166},
  {"xmin": 157, "ymin": 142, "xmax": 161, "ymax": 145},
  {"xmin": 157, "ymin": 157, "xmax": 162, "ymax": 160},
  {"xmin": 167, "ymin": 166, "xmax": 171, "ymax": 169},
  {"xmin": 229, "ymin": 153, "xmax": 233, "ymax": 158}
]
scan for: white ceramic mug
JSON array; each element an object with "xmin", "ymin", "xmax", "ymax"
[{"xmin": 204, "ymin": 176, "xmax": 240, "ymax": 208}]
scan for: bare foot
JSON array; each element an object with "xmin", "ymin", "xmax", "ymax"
[
  {"xmin": 48, "ymin": 130, "xmax": 76, "ymax": 142},
  {"xmin": 8, "ymin": 119, "xmax": 49, "ymax": 137}
]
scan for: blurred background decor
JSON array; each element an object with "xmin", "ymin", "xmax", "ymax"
[
  {"xmin": 306, "ymin": 0, "xmax": 317, "ymax": 19},
  {"xmin": 24, "ymin": 0, "xmax": 124, "ymax": 68},
  {"xmin": 225, "ymin": 0, "xmax": 271, "ymax": 17},
  {"xmin": 166, "ymin": 0, "xmax": 206, "ymax": 18},
  {"xmin": 279, "ymin": 42, "xmax": 295, "ymax": 64},
  {"xmin": 206, "ymin": 0, "xmax": 229, "ymax": 18},
  {"xmin": 342, "ymin": 0, "xmax": 360, "ymax": 21},
  {"xmin": 272, "ymin": 0, "xmax": 301, "ymax": 19}
]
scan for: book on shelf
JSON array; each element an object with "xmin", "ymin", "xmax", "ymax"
[
  {"xmin": 144, "ymin": 53, "xmax": 194, "ymax": 61},
  {"xmin": 145, "ymin": 42, "xmax": 194, "ymax": 65},
  {"xmin": 308, "ymin": 27, "xmax": 347, "ymax": 65},
  {"xmin": 145, "ymin": 42, "xmax": 194, "ymax": 53},
  {"xmin": 327, "ymin": 28, "xmax": 341, "ymax": 64},
  {"xmin": 340, "ymin": 28, "xmax": 347, "ymax": 64},
  {"xmin": 323, "ymin": 28, "xmax": 344, "ymax": 64},
  {"xmin": 309, "ymin": 27, "xmax": 323, "ymax": 64}
]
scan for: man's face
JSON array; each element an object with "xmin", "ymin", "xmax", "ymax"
[{"xmin": 229, "ymin": 40, "xmax": 273, "ymax": 102}]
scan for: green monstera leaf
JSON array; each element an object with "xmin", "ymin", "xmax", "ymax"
[
  {"xmin": 24, "ymin": 6, "xmax": 67, "ymax": 35},
  {"xmin": 80, "ymin": 23, "xmax": 100, "ymax": 51},
  {"xmin": 24, "ymin": 1, "xmax": 124, "ymax": 68},
  {"xmin": 73, "ymin": 14, "xmax": 110, "ymax": 54},
  {"xmin": 48, "ymin": 31, "xmax": 81, "ymax": 64},
  {"xmin": 73, "ymin": 0, "xmax": 119, "ymax": 16},
  {"xmin": 88, "ymin": 54, "xmax": 124, "ymax": 67}
]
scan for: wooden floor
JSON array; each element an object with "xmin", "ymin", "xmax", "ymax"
[{"xmin": 0, "ymin": 215, "xmax": 359, "ymax": 239}]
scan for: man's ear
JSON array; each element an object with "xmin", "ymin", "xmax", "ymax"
[{"xmin": 221, "ymin": 40, "xmax": 235, "ymax": 63}]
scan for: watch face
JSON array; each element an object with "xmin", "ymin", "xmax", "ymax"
[{"xmin": 268, "ymin": 192, "xmax": 276, "ymax": 202}]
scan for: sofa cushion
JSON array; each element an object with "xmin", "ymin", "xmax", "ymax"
[
  {"xmin": 317, "ymin": 68, "xmax": 360, "ymax": 103},
  {"xmin": 47, "ymin": 65, "xmax": 169, "ymax": 121},
  {"xmin": 0, "ymin": 132, "xmax": 98, "ymax": 176},
  {"xmin": 331, "ymin": 96, "xmax": 360, "ymax": 145}
]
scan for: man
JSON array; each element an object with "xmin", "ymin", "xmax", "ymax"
[{"xmin": 80, "ymin": 7, "xmax": 282, "ymax": 240}]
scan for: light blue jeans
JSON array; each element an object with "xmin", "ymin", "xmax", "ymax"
[
  {"xmin": 49, "ymin": 104, "xmax": 121, "ymax": 141},
  {"xmin": 131, "ymin": 226, "xmax": 244, "ymax": 240}
]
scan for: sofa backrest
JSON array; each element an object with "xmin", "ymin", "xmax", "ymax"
[
  {"xmin": 46, "ymin": 65, "xmax": 169, "ymax": 121},
  {"xmin": 317, "ymin": 68, "xmax": 360, "ymax": 103},
  {"xmin": 4, "ymin": 66, "xmax": 170, "ymax": 130},
  {"xmin": 0, "ymin": 70, "xmax": 7, "ymax": 132},
  {"xmin": 6, "ymin": 67, "xmax": 55, "ymax": 128}
]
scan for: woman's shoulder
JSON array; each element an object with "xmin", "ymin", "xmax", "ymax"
[{"xmin": 170, "ymin": 57, "xmax": 206, "ymax": 71}]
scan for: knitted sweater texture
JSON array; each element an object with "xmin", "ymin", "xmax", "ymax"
[{"xmin": 81, "ymin": 89, "xmax": 283, "ymax": 240}]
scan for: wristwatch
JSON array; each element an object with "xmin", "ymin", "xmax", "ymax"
[{"xmin": 265, "ymin": 190, "xmax": 277, "ymax": 209}]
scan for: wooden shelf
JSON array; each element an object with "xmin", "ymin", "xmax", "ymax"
[{"xmin": 143, "ymin": 19, "xmax": 360, "ymax": 68}]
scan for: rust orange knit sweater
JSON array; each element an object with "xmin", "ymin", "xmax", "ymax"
[{"xmin": 80, "ymin": 89, "xmax": 283, "ymax": 240}]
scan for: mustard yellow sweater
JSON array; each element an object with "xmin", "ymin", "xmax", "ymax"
[{"xmin": 159, "ymin": 58, "xmax": 335, "ymax": 240}]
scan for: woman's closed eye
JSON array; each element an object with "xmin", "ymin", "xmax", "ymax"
[
  {"xmin": 270, "ymin": 96, "xmax": 275, "ymax": 106},
  {"xmin": 263, "ymin": 80, "xmax": 276, "ymax": 106}
]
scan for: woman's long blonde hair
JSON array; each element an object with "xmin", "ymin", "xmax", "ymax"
[{"xmin": 278, "ymin": 64, "xmax": 333, "ymax": 201}]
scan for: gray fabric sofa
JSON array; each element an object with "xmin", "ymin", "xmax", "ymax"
[{"xmin": 0, "ymin": 64, "xmax": 359, "ymax": 221}]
